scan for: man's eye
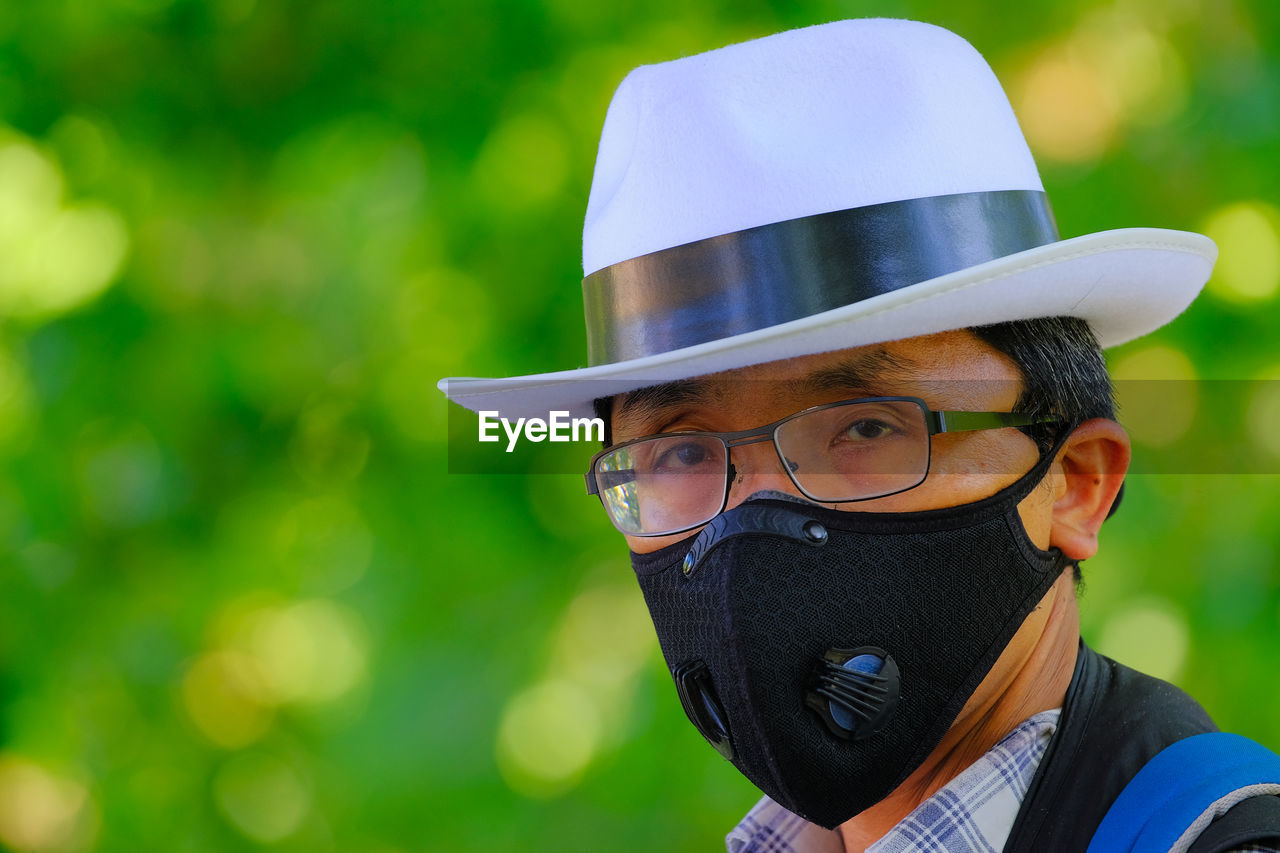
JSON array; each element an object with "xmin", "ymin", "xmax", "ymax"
[
  {"xmin": 654, "ymin": 441, "xmax": 714, "ymax": 469},
  {"xmin": 840, "ymin": 419, "xmax": 894, "ymax": 442}
]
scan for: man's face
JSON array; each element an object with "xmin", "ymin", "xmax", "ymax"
[
  {"xmin": 609, "ymin": 328, "xmax": 1059, "ymax": 556},
  {"xmin": 607, "ymin": 327, "xmax": 1093, "ymax": 791}
]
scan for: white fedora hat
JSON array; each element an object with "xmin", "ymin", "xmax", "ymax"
[{"xmin": 439, "ymin": 18, "xmax": 1216, "ymax": 420}]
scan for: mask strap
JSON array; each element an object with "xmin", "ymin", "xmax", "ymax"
[{"xmin": 1007, "ymin": 419, "xmax": 1079, "ymax": 503}]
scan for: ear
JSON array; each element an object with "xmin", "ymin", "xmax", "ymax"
[{"xmin": 1049, "ymin": 418, "xmax": 1131, "ymax": 561}]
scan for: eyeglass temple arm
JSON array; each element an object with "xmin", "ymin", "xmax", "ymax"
[
  {"xmin": 585, "ymin": 468, "xmax": 638, "ymax": 495},
  {"xmin": 930, "ymin": 410, "xmax": 1058, "ymax": 434}
]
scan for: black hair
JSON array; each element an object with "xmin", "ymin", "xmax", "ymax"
[
  {"xmin": 592, "ymin": 394, "xmax": 614, "ymax": 444},
  {"xmin": 969, "ymin": 316, "xmax": 1115, "ymax": 452}
]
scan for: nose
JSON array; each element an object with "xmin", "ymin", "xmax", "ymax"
[{"xmin": 723, "ymin": 439, "xmax": 807, "ymax": 511}]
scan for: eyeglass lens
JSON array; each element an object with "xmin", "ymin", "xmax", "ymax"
[
  {"xmin": 597, "ymin": 435, "xmax": 730, "ymax": 535},
  {"xmin": 595, "ymin": 400, "xmax": 931, "ymax": 535}
]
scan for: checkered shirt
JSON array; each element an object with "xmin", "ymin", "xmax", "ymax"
[{"xmin": 726, "ymin": 710, "xmax": 1059, "ymax": 853}]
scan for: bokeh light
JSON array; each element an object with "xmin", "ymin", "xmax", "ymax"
[
  {"xmin": 0, "ymin": 135, "xmax": 128, "ymax": 319},
  {"xmin": 1013, "ymin": 46, "xmax": 1119, "ymax": 163},
  {"xmin": 212, "ymin": 751, "xmax": 312, "ymax": 844},
  {"xmin": 1110, "ymin": 344, "xmax": 1198, "ymax": 448},
  {"xmin": 495, "ymin": 577, "xmax": 655, "ymax": 797},
  {"xmin": 182, "ymin": 651, "xmax": 275, "ymax": 749},
  {"xmin": 233, "ymin": 598, "xmax": 369, "ymax": 706},
  {"xmin": 1010, "ymin": 8, "xmax": 1187, "ymax": 163},
  {"xmin": 1248, "ymin": 366, "xmax": 1280, "ymax": 459},
  {"xmin": 182, "ymin": 595, "xmax": 369, "ymax": 746},
  {"xmin": 497, "ymin": 678, "xmax": 604, "ymax": 796},
  {"xmin": 0, "ymin": 756, "xmax": 92, "ymax": 852},
  {"xmin": 1202, "ymin": 201, "xmax": 1280, "ymax": 304},
  {"xmin": 472, "ymin": 113, "xmax": 572, "ymax": 213},
  {"xmin": 1096, "ymin": 597, "xmax": 1190, "ymax": 683}
]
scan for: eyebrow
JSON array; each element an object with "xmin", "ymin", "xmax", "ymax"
[
  {"xmin": 614, "ymin": 348, "xmax": 920, "ymax": 428},
  {"xmin": 615, "ymin": 378, "xmax": 715, "ymax": 424},
  {"xmin": 793, "ymin": 348, "xmax": 918, "ymax": 396}
]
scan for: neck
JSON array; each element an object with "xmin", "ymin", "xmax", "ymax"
[{"xmin": 838, "ymin": 570, "xmax": 1080, "ymax": 852}]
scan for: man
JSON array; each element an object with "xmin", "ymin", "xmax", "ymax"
[{"xmin": 441, "ymin": 19, "xmax": 1280, "ymax": 851}]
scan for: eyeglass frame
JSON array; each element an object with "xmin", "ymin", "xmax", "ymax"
[{"xmin": 584, "ymin": 395, "xmax": 1065, "ymax": 536}]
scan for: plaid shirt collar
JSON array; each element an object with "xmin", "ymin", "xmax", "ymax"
[{"xmin": 726, "ymin": 709, "xmax": 1060, "ymax": 853}]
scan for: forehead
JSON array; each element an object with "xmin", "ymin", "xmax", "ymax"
[{"xmin": 612, "ymin": 329, "xmax": 1025, "ymax": 432}]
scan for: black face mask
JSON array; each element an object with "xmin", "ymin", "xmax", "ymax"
[{"xmin": 630, "ymin": 437, "xmax": 1071, "ymax": 829}]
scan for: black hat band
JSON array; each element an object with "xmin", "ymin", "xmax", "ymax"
[{"xmin": 582, "ymin": 189, "xmax": 1059, "ymax": 366}]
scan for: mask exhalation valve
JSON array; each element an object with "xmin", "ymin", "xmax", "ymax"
[
  {"xmin": 806, "ymin": 646, "xmax": 900, "ymax": 740},
  {"xmin": 672, "ymin": 660, "xmax": 734, "ymax": 759}
]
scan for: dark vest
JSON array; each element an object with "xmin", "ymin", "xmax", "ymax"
[{"xmin": 1004, "ymin": 641, "xmax": 1280, "ymax": 852}]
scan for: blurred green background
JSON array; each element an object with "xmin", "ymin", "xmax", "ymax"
[{"xmin": 1, "ymin": 0, "xmax": 1279, "ymax": 850}]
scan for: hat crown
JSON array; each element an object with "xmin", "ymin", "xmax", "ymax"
[
  {"xmin": 438, "ymin": 18, "xmax": 1213, "ymax": 423},
  {"xmin": 583, "ymin": 18, "xmax": 1044, "ymax": 275}
]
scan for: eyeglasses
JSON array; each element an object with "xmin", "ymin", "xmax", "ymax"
[{"xmin": 584, "ymin": 396, "xmax": 1062, "ymax": 536}]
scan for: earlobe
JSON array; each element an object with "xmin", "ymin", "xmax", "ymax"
[{"xmin": 1048, "ymin": 419, "xmax": 1131, "ymax": 561}]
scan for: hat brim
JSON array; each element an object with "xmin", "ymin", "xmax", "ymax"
[{"xmin": 439, "ymin": 227, "xmax": 1216, "ymax": 420}]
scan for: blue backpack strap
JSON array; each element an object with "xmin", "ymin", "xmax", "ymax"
[{"xmin": 1088, "ymin": 732, "xmax": 1280, "ymax": 853}]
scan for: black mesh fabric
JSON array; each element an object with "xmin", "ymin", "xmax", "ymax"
[{"xmin": 631, "ymin": 441, "xmax": 1071, "ymax": 829}]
